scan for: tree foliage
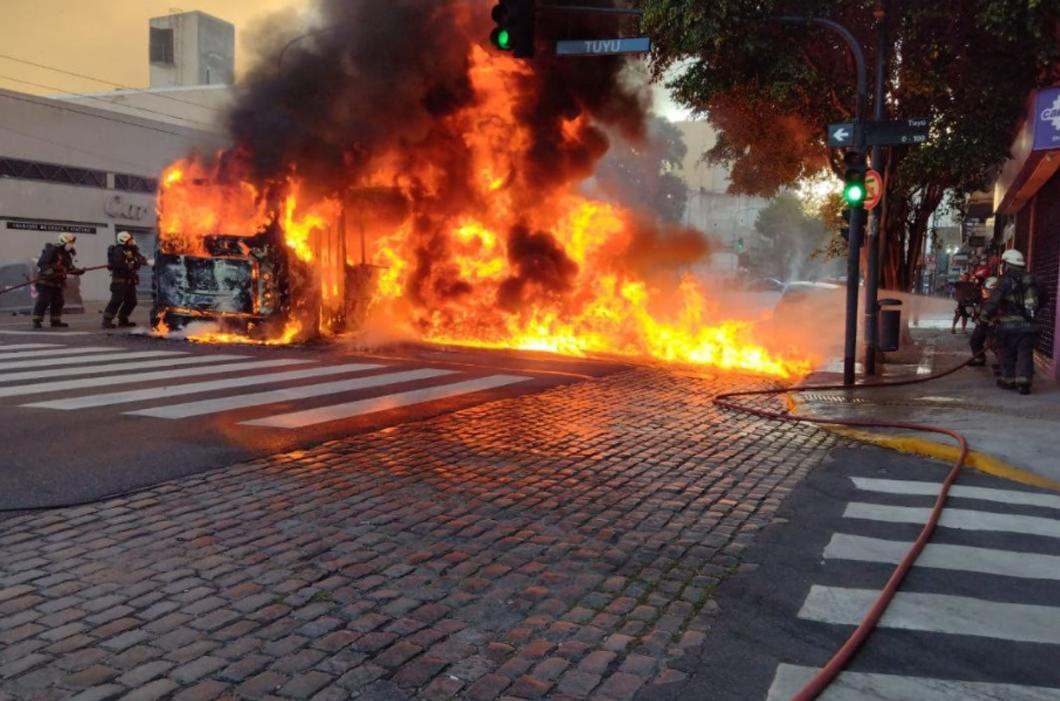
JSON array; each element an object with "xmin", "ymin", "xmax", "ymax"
[
  {"xmin": 640, "ymin": 0, "xmax": 1060, "ymax": 289},
  {"xmin": 594, "ymin": 116, "xmax": 689, "ymax": 223}
]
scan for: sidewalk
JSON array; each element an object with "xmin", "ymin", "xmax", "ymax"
[{"xmin": 796, "ymin": 314, "xmax": 1060, "ymax": 488}]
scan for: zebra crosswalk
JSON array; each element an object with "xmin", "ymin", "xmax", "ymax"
[
  {"xmin": 765, "ymin": 476, "xmax": 1060, "ymax": 700},
  {"xmin": 0, "ymin": 340, "xmax": 534, "ymax": 430}
]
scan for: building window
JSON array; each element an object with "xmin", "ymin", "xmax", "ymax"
[
  {"xmin": 0, "ymin": 156, "xmax": 107, "ymax": 189},
  {"xmin": 150, "ymin": 27, "xmax": 175, "ymax": 64},
  {"xmin": 114, "ymin": 173, "xmax": 159, "ymax": 194}
]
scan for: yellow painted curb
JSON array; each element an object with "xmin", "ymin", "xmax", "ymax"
[{"xmin": 825, "ymin": 425, "xmax": 1060, "ymax": 493}]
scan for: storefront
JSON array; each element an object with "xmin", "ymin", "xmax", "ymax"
[{"xmin": 993, "ymin": 85, "xmax": 1060, "ymax": 380}]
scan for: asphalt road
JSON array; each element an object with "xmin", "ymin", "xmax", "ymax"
[
  {"xmin": 0, "ymin": 318, "xmax": 628, "ymax": 512},
  {"xmin": 638, "ymin": 444, "xmax": 1060, "ymax": 701}
]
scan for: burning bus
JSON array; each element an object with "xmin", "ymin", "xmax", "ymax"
[
  {"xmin": 146, "ymin": 1, "xmax": 812, "ymax": 379},
  {"xmin": 152, "ymin": 164, "xmax": 385, "ymax": 343}
]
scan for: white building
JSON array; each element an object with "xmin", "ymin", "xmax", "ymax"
[
  {"xmin": 671, "ymin": 120, "xmax": 770, "ymax": 271},
  {"xmin": 0, "ymin": 11, "xmax": 232, "ymax": 306}
]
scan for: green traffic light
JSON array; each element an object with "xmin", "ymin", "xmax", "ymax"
[
  {"xmin": 496, "ymin": 29, "xmax": 511, "ymax": 50},
  {"xmin": 844, "ymin": 183, "xmax": 865, "ymax": 205}
]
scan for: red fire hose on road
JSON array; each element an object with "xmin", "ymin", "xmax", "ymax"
[
  {"xmin": 715, "ymin": 358, "xmax": 973, "ymax": 701},
  {"xmin": 0, "ymin": 265, "xmax": 110, "ymax": 297}
]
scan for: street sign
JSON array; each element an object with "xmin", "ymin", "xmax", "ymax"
[
  {"xmin": 864, "ymin": 119, "xmax": 929, "ymax": 146},
  {"xmin": 827, "ymin": 118, "xmax": 929, "ymax": 148},
  {"xmin": 827, "ymin": 122, "xmax": 855, "ymax": 148},
  {"xmin": 555, "ymin": 37, "xmax": 651, "ymax": 56},
  {"xmin": 864, "ymin": 169, "xmax": 883, "ymax": 210}
]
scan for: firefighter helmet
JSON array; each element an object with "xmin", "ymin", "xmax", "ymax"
[
  {"xmin": 1001, "ymin": 249, "xmax": 1026, "ymax": 267},
  {"xmin": 58, "ymin": 232, "xmax": 77, "ymax": 246},
  {"xmin": 116, "ymin": 231, "xmax": 133, "ymax": 245}
]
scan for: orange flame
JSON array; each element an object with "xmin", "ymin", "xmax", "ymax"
[{"xmin": 152, "ymin": 44, "xmax": 811, "ymax": 378}]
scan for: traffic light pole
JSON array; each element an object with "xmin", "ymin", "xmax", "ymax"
[
  {"xmin": 776, "ymin": 16, "xmax": 868, "ymax": 386},
  {"xmin": 863, "ymin": 3, "xmax": 888, "ymax": 375}
]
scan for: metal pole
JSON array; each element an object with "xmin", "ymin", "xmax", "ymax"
[
  {"xmin": 775, "ymin": 16, "xmax": 868, "ymax": 386},
  {"xmin": 276, "ymin": 27, "xmax": 342, "ymax": 73},
  {"xmin": 864, "ymin": 3, "xmax": 887, "ymax": 375}
]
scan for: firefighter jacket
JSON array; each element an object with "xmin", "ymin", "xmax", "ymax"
[
  {"xmin": 108, "ymin": 244, "xmax": 147, "ymax": 285},
  {"xmin": 37, "ymin": 244, "xmax": 80, "ymax": 288},
  {"xmin": 982, "ymin": 268, "xmax": 1043, "ymax": 332}
]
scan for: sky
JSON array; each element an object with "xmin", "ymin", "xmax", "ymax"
[
  {"xmin": 0, "ymin": 0, "xmax": 692, "ymax": 121},
  {"xmin": 0, "ymin": 0, "xmax": 302, "ymax": 96}
]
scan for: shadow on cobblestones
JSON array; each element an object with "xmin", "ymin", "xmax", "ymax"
[{"xmin": 0, "ymin": 368, "xmax": 836, "ymax": 701}]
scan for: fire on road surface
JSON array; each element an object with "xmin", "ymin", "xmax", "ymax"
[{"xmin": 150, "ymin": 2, "xmax": 811, "ymax": 379}]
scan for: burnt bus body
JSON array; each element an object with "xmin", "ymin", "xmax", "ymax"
[
  {"xmin": 153, "ymin": 224, "xmax": 297, "ymax": 338},
  {"xmin": 153, "ymin": 216, "xmax": 381, "ymax": 341}
]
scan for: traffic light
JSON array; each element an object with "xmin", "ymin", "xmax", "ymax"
[
  {"xmin": 842, "ymin": 150, "xmax": 867, "ymax": 207},
  {"xmin": 490, "ymin": 0, "xmax": 535, "ymax": 58},
  {"xmin": 735, "ymin": 237, "xmax": 745, "ymax": 252}
]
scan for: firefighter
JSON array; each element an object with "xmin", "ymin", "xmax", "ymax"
[
  {"xmin": 968, "ymin": 276, "xmax": 998, "ymax": 366},
  {"xmin": 102, "ymin": 231, "xmax": 147, "ymax": 329},
  {"xmin": 32, "ymin": 232, "xmax": 84, "ymax": 328},
  {"xmin": 982, "ymin": 249, "xmax": 1045, "ymax": 395}
]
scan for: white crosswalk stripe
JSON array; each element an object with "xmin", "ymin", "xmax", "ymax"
[
  {"xmin": 6, "ymin": 359, "xmax": 318, "ymax": 401},
  {"xmin": 850, "ymin": 477, "xmax": 1060, "ymax": 512},
  {"xmin": 0, "ymin": 343, "xmax": 64, "ymax": 351},
  {"xmin": 22, "ymin": 362, "xmax": 385, "ymax": 410},
  {"xmin": 0, "ymin": 342, "xmax": 539, "ymax": 432},
  {"xmin": 768, "ymin": 664, "xmax": 1060, "ymax": 701},
  {"xmin": 0, "ymin": 350, "xmax": 188, "ymax": 371},
  {"xmin": 0, "ymin": 346, "xmax": 119, "ymax": 360},
  {"xmin": 766, "ymin": 474, "xmax": 1060, "ymax": 700},
  {"xmin": 844, "ymin": 502, "xmax": 1060, "ymax": 539},
  {"xmin": 127, "ymin": 368, "xmax": 458, "ymax": 419},
  {"xmin": 798, "ymin": 585, "xmax": 1060, "ymax": 644},
  {"xmin": 0, "ymin": 329, "xmax": 90, "ymax": 336},
  {"xmin": 241, "ymin": 374, "xmax": 532, "ymax": 428},
  {"xmin": 0, "ymin": 354, "xmax": 247, "ymax": 384},
  {"xmin": 824, "ymin": 533, "xmax": 1060, "ymax": 580}
]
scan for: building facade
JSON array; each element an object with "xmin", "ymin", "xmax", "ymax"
[
  {"xmin": 0, "ymin": 12, "xmax": 234, "ymax": 307},
  {"xmin": 992, "ymin": 85, "xmax": 1060, "ymax": 380},
  {"xmin": 672, "ymin": 121, "xmax": 770, "ymax": 271},
  {"xmin": 0, "ymin": 88, "xmax": 225, "ymax": 303},
  {"xmin": 149, "ymin": 11, "xmax": 235, "ymax": 89}
]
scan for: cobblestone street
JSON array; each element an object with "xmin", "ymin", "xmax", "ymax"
[{"xmin": 1, "ymin": 368, "xmax": 836, "ymax": 701}]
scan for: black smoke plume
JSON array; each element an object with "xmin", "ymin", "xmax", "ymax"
[
  {"xmin": 222, "ymin": 0, "xmax": 714, "ymax": 322},
  {"xmin": 230, "ymin": 0, "xmax": 648, "ymax": 196}
]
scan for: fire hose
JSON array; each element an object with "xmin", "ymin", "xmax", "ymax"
[
  {"xmin": 715, "ymin": 357, "xmax": 973, "ymax": 701},
  {"xmin": 0, "ymin": 265, "xmax": 110, "ymax": 296}
]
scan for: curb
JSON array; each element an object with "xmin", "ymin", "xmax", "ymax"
[{"xmin": 823, "ymin": 424, "xmax": 1060, "ymax": 493}]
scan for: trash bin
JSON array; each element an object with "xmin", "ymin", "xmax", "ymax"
[{"xmin": 879, "ymin": 298, "xmax": 902, "ymax": 352}]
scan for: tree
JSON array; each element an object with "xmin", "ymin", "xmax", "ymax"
[
  {"xmin": 594, "ymin": 116, "xmax": 689, "ymax": 223},
  {"xmin": 641, "ymin": 0, "xmax": 1060, "ymax": 290},
  {"xmin": 751, "ymin": 193, "xmax": 833, "ymax": 280}
]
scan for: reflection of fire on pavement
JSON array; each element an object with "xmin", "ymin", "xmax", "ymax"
[{"xmin": 151, "ymin": 0, "xmax": 810, "ymax": 378}]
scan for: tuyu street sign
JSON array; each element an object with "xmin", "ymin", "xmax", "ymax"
[
  {"xmin": 864, "ymin": 119, "xmax": 929, "ymax": 146},
  {"xmin": 555, "ymin": 36, "xmax": 651, "ymax": 56},
  {"xmin": 827, "ymin": 118, "xmax": 929, "ymax": 148}
]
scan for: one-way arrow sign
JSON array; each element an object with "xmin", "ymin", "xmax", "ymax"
[{"xmin": 828, "ymin": 122, "xmax": 855, "ymax": 148}]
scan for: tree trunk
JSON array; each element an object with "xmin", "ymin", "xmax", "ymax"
[
  {"xmin": 901, "ymin": 185, "xmax": 944, "ymax": 291},
  {"xmin": 881, "ymin": 196, "xmax": 908, "ymax": 290}
]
